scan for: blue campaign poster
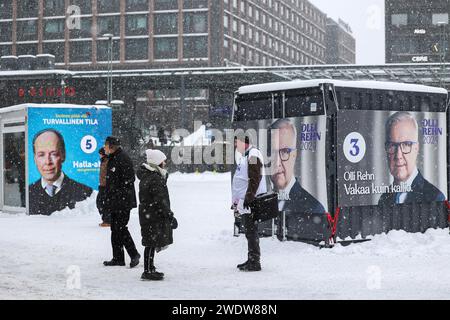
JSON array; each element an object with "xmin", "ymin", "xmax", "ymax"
[{"xmin": 27, "ymin": 106, "xmax": 112, "ymax": 215}]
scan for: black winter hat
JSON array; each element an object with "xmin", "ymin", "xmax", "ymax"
[{"xmin": 105, "ymin": 136, "xmax": 121, "ymax": 146}]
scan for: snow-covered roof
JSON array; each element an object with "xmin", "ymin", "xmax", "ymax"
[
  {"xmin": 0, "ymin": 69, "xmax": 73, "ymax": 77},
  {"xmin": 0, "ymin": 103, "xmax": 111, "ymax": 114},
  {"xmin": 238, "ymin": 79, "xmax": 448, "ymax": 95}
]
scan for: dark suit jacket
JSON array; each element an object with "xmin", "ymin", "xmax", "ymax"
[
  {"xmin": 29, "ymin": 175, "xmax": 93, "ymax": 215},
  {"xmin": 282, "ymin": 179, "xmax": 326, "ymax": 214},
  {"xmin": 378, "ymin": 171, "xmax": 445, "ymax": 206}
]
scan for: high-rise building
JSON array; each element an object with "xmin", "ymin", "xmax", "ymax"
[
  {"xmin": 0, "ymin": 0, "xmax": 332, "ymax": 69},
  {"xmin": 325, "ymin": 18, "xmax": 355, "ymax": 65},
  {"xmin": 385, "ymin": 0, "xmax": 450, "ymax": 63}
]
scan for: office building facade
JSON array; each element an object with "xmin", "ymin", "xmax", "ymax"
[{"xmin": 386, "ymin": 0, "xmax": 450, "ymax": 63}]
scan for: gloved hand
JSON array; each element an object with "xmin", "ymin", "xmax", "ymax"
[{"xmin": 243, "ymin": 199, "xmax": 251, "ymax": 210}]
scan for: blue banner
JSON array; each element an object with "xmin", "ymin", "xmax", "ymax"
[{"xmin": 27, "ymin": 106, "xmax": 112, "ymax": 196}]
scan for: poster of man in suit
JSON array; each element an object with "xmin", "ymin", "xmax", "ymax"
[
  {"xmin": 27, "ymin": 106, "xmax": 112, "ymax": 215},
  {"xmin": 337, "ymin": 110, "xmax": 447, "ymax": 207}
]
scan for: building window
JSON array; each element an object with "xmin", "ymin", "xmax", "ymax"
[
  {"xmin": 183, "ymin": 0, "xmax": 208, "ymax": 9},
  {"xmin": 183, "ymin": 36, "xmax": 208, "ymax": 58},
  {"xmin": 44, "ymin": 19, "xmax": 65, "ymax": 40},
  {"xmin": 71, "ymin": 0, "xmax": 92, "ymax": 14},
  {"xmin": 17, "ymin": 43, "xmax": 38, "ymax": 56},
  {"xmin": 154, "ymin": 0, "xmax": 178, "ymax": 11},
  {"xmin": 432, "ymin": 13, "xmax": 449, "ymax": 25},
  {"xmin": 183, "ymin": 12, "xmax": 208, "ymax": 33},
  {"xmin": 69, "ymin": 18, "xmax": 92, "ymax": 38},
  {"xmin": 0, "ymin": 2, "xmax": 12, "ymax": 19},
  {"xmin": 0, "ymin": 22, "xmax": 12, "ymax": 42},
  {"xmin": 17, "ymin": 20, "xmax": 38, "ymax": 41},
  {"xmin": 17, "ymin": 0, "xmax": 39, "ymax": 18},
  {"xmin": 154, "ymin": 37, "xmax": 178, "ymax": 59},
  {"xmin": 44, "ymin": 0, "xmax": 66, "ymax": 17},
  {"xmin": 42, "ymin": 42, "xmax": 65, "ymax": 62},
  {"xmin": 154, "ymin": 13, "xmax": 178, "ymax": 34},
  {"xmin": 391, "ymin": 13, "xmax": 407, "ymax": 27},
  {"xmin": 126, "ymin": 38, "xmax": 148, "ymax": 60},
  {"xmin": 97, "ymin": 39, "xmax": 120, "ymax": 61},
  {"xmin": 126, "ymin": 15, "xmax": 148, "ymax": 36},
  {"xmin": 70, "ymin": 41, "xmax": 92, "ymax": 62},
  {"xmin": 97, "ymin": 16, "xmax": 120, "ymax": 37},
  {"xmin": 0, "ymin": 45, "xmax": 11, "ymax": 57},
  {"xmin": 97, "ymin": 0, "xmax": 120, "ymax": 13},
  {"xmin": 126, "ymin": 0, "xmax": 149, "ymax": 11}
]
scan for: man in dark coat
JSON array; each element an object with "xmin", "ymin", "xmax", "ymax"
[
  {"xmin": 138, "ymin": 149, "xmax": 174, "ymax": 281},
  {"xmin": 29, "ymin": 129, "xmax": 92, "ymax": 216},
  {"xmin": 102, "ymin": 136, "xmax": 140, "ymax": 268}
]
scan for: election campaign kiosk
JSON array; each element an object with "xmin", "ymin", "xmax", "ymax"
[
  {"xmin": 233, "ymin": 80, "xmax": 449, "ymax": 246},
  {"xmin": 0, "ymin": 104, "xmax": 112, "ymax": 215}
]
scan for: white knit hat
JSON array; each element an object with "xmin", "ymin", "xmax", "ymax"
[{"xmin": 146, "ymin": 149, "xmax": 167, "ymax": 166}]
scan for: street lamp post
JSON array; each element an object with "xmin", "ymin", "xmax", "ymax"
[
  {"xmin": 437, "ymin": 22, "xmax": 447, "ymax": 87},
  {"xmin": 103, "ymin": 33, "xmax": 114, "ymax": 106}
]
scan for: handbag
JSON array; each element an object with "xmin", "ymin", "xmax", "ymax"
[{"xmin": 249, "ymin": 192, "xmax": 279, "ymax": 222}]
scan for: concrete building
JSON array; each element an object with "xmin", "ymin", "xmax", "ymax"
[
  {"xmin": 325, "ymin": 18, "xmax": 355, "ymax": 65},
  {"xmin": 386, "ymin": 0, "xmax": 450, "ymax": 63}
]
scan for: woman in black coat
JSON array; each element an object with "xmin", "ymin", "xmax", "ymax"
[{"xmin": 138, "ymin": 149, "xmax": 174, "ymax": 281}]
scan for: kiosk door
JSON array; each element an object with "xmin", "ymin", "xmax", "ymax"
[{"xmin": 2, "ymin": 121, "xmax": 26, "ymax": 212}]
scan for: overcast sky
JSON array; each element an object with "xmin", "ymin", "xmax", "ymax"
[{"xmin": 309, "ymin": 0, "xmax": 385, "ymax": 65}]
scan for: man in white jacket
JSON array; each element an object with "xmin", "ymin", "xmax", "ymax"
[{"xmin": 232, "ymin": 135, "xmax": 267, "ymax": 271}]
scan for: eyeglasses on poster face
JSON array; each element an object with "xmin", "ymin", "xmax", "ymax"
[
  {"xmin": 277, "ymin": 147, "xmax": 296, "ymax": 161},
  {"xmin": 385, "ymin": 141, "xmax": 418, "ymax": 155}
]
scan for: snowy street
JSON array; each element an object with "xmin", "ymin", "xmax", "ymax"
[{"xmin": 1, "ymin": 173, "xmax": 450, "ymax": 300}]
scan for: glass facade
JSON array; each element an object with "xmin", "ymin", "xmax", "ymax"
[
  {"xmin": 70, "ymin": 41, "xmax": 92, "ymax": 62},
  {"xmin": 154, "ymin": 14, "xmax": 178, "ymax": 34},
  {"xmin": 69, "ymin": 17, "xmax": 92, "ymax": 39},
  {"xmin": 97, "ymin": 16, "xmax": 120, "ymax": 37},
  {"xmin": 126, "ymin": 0, "xmax": 148, "ymax": 11},
  {"xmin": 97, "ymin": 39, "xmax": 120, "ymax": 61},
  {"xmin": 97, "ymin": 0, "xmax": 120, "ymax": 13},
  {"xmin": 126, "ymin": 15, "xmax": 148, "ymax": 36},
  {"xmin": 183, "ymin": 12, "xmax": 208, "ymax": 33},
  {"xmin": 154, "ymin": 37, "xmax": 177, "ymax": 59},
  {"xmin": 0, "ymin": 1, "xmax": 13, "ymax": 19},
  {"xmin": 154, "ymin": 0, "xmax": 178, "ymax": 11},
  {"xmin": 126, "ymin": 38, "xmax": 148, "ymax": 60},
  {"xmin": 17, "ymin": 20, "xmax": 38, "ymax": 42},
  {"xmin": 44, "ymin": 19, "xmax": 65, "ymax": 40},
  {"xmin": 183, "ymin": 36, "xmax": 208, "ymax": 58},
  {"xmin": 17, "ymin": 0, "xmax": 39, "ymax": 18},
  {"xmin": 0, "ymin": 22, "xmax": 12, "ymax": 42},
  {"xmin": 44, "ymin": 0, "xmax": 66, "ymax": 17}
]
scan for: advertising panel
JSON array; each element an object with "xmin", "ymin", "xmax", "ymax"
[
  {"xmin": 337, "ymin": 110, "xmax": 447, "ymax": 207},
  {"xmin": 233, "ymin": 116, "xmax": 328, "ymax": 237},
  {"xmin": 28, "ymin": 106, "xmax": 112, "ymax": 215}
]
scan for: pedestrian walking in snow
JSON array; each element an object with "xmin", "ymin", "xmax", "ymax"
[
  {"xmin": 97, "ymin": 147, "xmax": 111, "ymax": 227},
  {"xmin": 231, "ymin": 136, "xmax": 267, "ymax": 272},
  {"xmin": 137, "ymin": 149, "xmax": 175, "ymax": 281},
  {"xmin": 102, "ymin": 136, "xmax": 140, "ymax": 268}
]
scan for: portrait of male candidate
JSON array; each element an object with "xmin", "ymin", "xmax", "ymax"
[
  {"xmin": 29, "ymin": 129, "xmax": 93, "ymax": 215},
  {"xmin": 269, "ymin": 118, "xmax": 326, "ymax": 214},
  {"xmin": 378, "ymin": 112, "xmax": 445, "ymax": 205}
]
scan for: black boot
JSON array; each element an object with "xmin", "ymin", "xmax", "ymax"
[
  {"xmin": 239, "ymin": 261, "xmax": 261, "ymax": 272},
  {"xmin": 130, "ymin": 253, "xmax": 140, "ymax": 268},
  {"xmin": 237, "ymin": 260, "xmax": 249, "ymax": 269},
  {"xmin": 103, "ymin": 259, "xmax": 125, "ymax": 266},
  {"xmin": 141, "ymin": 267, "xmax": 164, "ymax": 281}
]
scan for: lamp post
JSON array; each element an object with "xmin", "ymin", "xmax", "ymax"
[
  {"xmin": 103, "ymin": 33, "xmax": 114, "ymax": 106},
  {"xmin": 437, "ymin": 22, "xmax": 447, "ymax": 87}
]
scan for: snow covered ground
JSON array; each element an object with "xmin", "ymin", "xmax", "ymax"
[{"xmin": 1, "ymin": 172, "xmax": 450, "ymax": 300}]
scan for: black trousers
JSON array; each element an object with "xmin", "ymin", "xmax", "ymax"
[
  {"xmin": 144, "ymin": 247, "xmax": 156, "ymax": 272},
  {"xmin": 243, "ymin": 214, "xmax": 260, "ymax": 263},
  {"xmin": 110, "ymin": 208, "xmax": 138, "ymax": 262}
]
